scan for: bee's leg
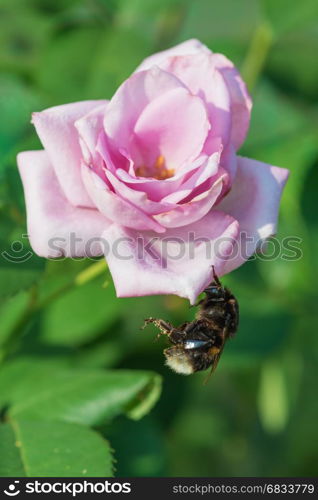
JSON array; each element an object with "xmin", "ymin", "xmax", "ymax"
[
  {"xmin": 183, "ymin": 319, "xmax": 212, "ymax": 341},
  {"xmin": 211, "ymin": 265, "xmax": 222, "ymax": 287},
  {"xmin": 224, "ymin": 298, "xmax": 239, "ymax": 338},
  {"xmin": 177, "ymin": 322, "xmax": 191, "ymax": 330},
  {"xmin": 142, "ymin": 317, "xmax": 173, "ymax": 333},
  {"xmin": 203, "ymin": 266, "xmax": 224, "ymax": 295},
  {"xmin": 168, "ymin": 328, "xmax": 188, "ymax": 344},
  {"xmin": 141, "ymin": 317, "xmax": 174, "ymax": 340}
]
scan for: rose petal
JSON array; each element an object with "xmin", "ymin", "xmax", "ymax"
[
  {"xmin": 136, "ymin": 41, "xmax": 231, "ymax": 148},
  {"xmin": 162, "ymin": 149, "xmax": 220, "ymax": 203},
  {"xmin": 102, "ymin": 153, "xmax": 225, "ymax": 228},
  {"xmin": 103, "ymin": 211, "xmax": 239, "ymax": 304},
  {"xmin": 75, "ymin": 103, "xmax": 107, "ymax": 166},
  {"xmin": 17, "ymin": 151, "xmax": 109, "ymax": 257},
  {"xmin": 136, "ymin": 39, "xmax": 208, "ymax": 71},
  {"xmin": 114, "ymin": 155, "xmax": 208, "ymax": 202},
  {"xmin": 213, "ymin": 54, "xmax": 252, "ymax": 149},
  {"xmin": 136, "ymin": 39, "xmax": 251, "ymax": 152},
  {"xmin": 217, "ymin": 156, "xmax": 289, "ymax": 273},
  {"xmin": 103, "ymin": 169, "xmax": 176, "ymax": 215},
  {"xmin": 104, "ymin": 67, "xmax": 186, "ymax": 151},
  {"xmin": 81, "ymin": 164, "xmax": 166, "ymax": 233},
  {"xmin": 132, "ymin": 86, "xmax": 209, "ymax": 168},
  {"xmin": 220, "ymin": 143, "xmax": 237, "ymax": 185},
  {"xmin": 32, "ymin": 100, "xmax": 106, "ymax": 207},
  {"xmin": 154, "ymin": 172, "xmax": 226, "ymax": 228},
  {"xmin": 164, "ymin": 53, "xmax": 232, "ymax": 150}
]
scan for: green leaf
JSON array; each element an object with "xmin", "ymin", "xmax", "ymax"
[
  {"xmin": 260, "ymin": 4, "xmax": 318, "ymax": 100},
  {"xmin": 0, "ymin": 3, "xmax": 53, "ymax": 74},
  {"xmin": 0, "ymin": 251, "xmax": 45, "ymax": 300},
  {"xmin": 0, "ymin": 419, "xmax": 113, "ymax": 477},
  {"xmin": 41, "ymin": 281, "xmax": 120, "ymax": 347},
  {"xmin": 301, "ymin": 158, "xmax": 318, "ymax": 228},
  {"xmin": 114, "ymin": 0, "xmax": 186, "ymax": 48},
  {"xmin": 242, "ymin": 81, "xmax": 317, "ymax": 202},
  {"xmin": 0, "ymin": 423, "xmax": 25, "ymax": 477},
  {"xmin": 0, "ymin": 75, "xmax": 42, "ymax": 161},
  {"xmin": 35, "ymin": 28, "xmax": 104, "ymax": 102},
  {"xmin": 257, "ymin": 360, "xmax": 289, "ymax": 434},
  {"xmin": 242, "ymin": 81, "xmax": 318, "ymax": 294},
  {"xmin": 0, "ymin": 360, "xmax": 162, "ymax": 425},
  {"xmin": 267, "ymin": 25, "xmax": 318, "ymax": 100},
  {"xmin": 177, "ymin": 0, "xmax": 262, "ymax": 63},
  {"xmin": 74, "ymin": 339, "xmax": 125, "ymax": 369},
  {"xmin": 224, "ymin": 310, "xmax": 292, "ymax": 367},
  {"xmin": 29, "ymin": 0, "xmax": 83, "ymax": 14},
  {"xmin": 88, "ymin": 28, "xmax": 151, "ymax": 99},
  {"xmin": 107, "ymin": 416, "xmax": 167, "ymax": 476},
  {"xmin": 0, "ymin": 292, "xmax": 29, "ymax": 345},
  {"xmin": 262, "ymin": 0, "xmax": 318, "ymax": 36}
]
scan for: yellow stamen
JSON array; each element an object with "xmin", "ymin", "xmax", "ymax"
[
  {"xmin": 135, "ymin": 155, "xmax": 175, "ymax": 180},
  {"xmin": 154, "ymin": 155, "xmax": 165, "ymax": 170},
  {"xmin": 156, "ymin": 167, "xmax": 175, "ymax": 180},
  {"xmin": 135, "ymin": 166, "xmax": 148, "ymax": 177}
]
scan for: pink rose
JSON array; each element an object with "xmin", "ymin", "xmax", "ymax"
[{"xmin": 17, "ymin": 39, "xmax": 289, "ymax": 303}]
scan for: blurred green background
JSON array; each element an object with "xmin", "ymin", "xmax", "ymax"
[{"xmin": 0, "ymin": 0, "xmax": 318, "ymax": 477}]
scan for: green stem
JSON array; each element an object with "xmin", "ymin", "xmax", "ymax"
[
  {"xmin": 0, "ymin": 259, "xmax": 108, "ymax": 363},
  {"xmin": 39, "ymin": 259, "xmax": 108, "ymax": 310},
  {"xmin": 0, "ymin": 285, "xmax": 38, "ymax": 364},
  {"xmin": 241, "ymin": 22, "xmax": 274, "ymax": 92}
]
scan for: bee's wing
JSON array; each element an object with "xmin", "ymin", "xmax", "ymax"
[{"xmin": 203, "ymin": 328, "xmax": 228, "ymax": 385}]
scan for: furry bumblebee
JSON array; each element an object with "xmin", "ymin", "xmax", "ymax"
[{"xmin": 142, "ymin": 267, "xmax": 239, "ymax": 376}]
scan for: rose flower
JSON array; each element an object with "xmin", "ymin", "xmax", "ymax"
[{"xmin": 17, "ymin": 40, "xmax": 289, "ymax": 303}]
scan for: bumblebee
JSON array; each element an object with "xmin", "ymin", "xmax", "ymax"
[{"xmin": 142, "ymin": 267, "xmax": 239, "ymax": 376}]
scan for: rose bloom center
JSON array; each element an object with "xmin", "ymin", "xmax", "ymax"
[{"xmin": 135, "ymin": 155, "xmax": 175, "ymax": 180}]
